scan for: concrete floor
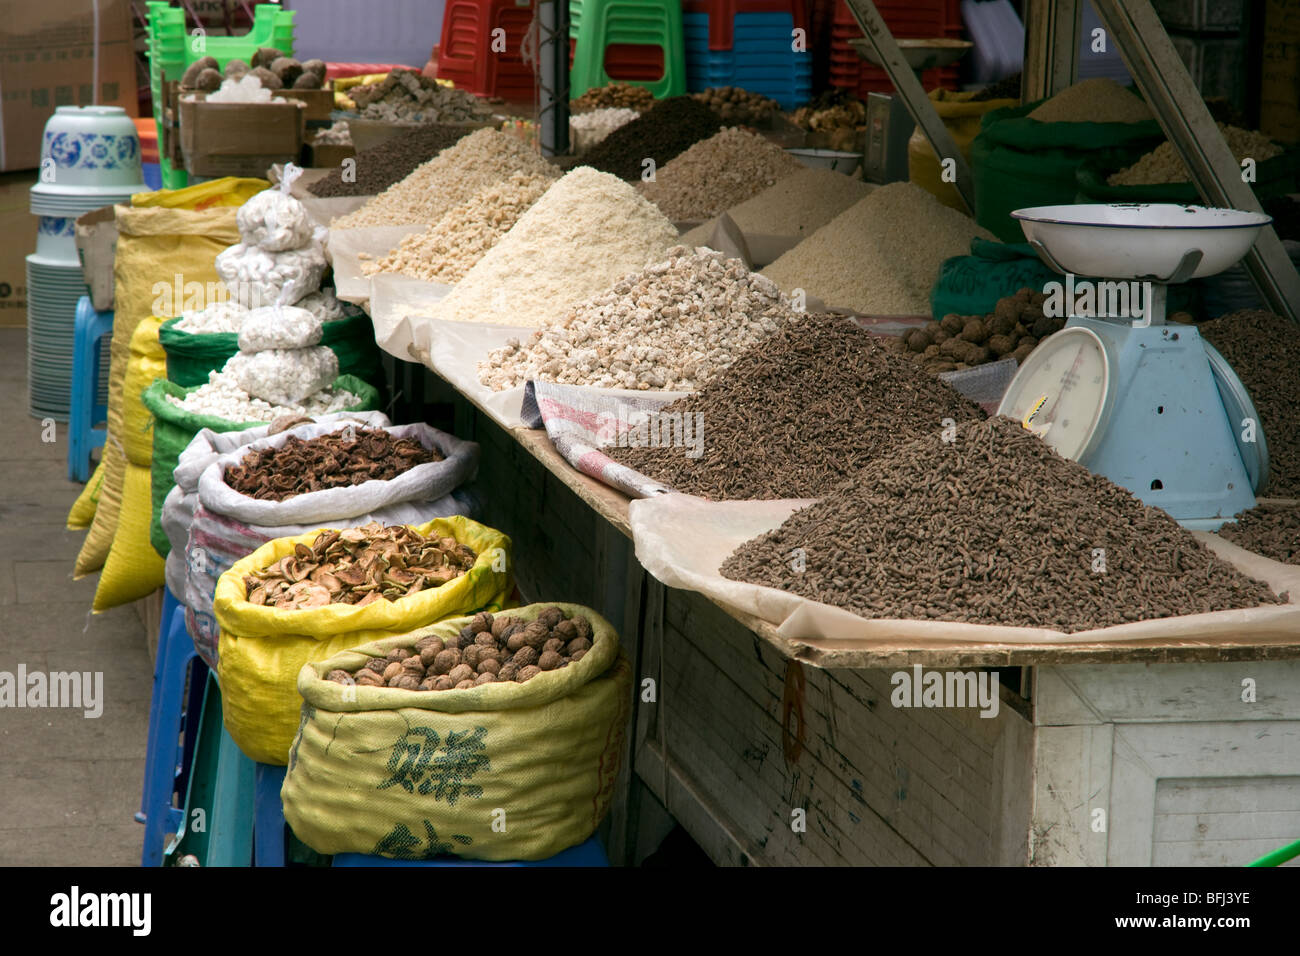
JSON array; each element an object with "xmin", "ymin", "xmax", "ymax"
[{"xmin": 0, "ymin": 327, "xmax": 153, "ymax": 866}]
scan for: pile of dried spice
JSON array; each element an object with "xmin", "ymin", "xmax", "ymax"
[
  {"xmin": 721, "ymin": 416, "xmax": 1286, "ymax": 631},
  {"xmin": 243, "ymin": 523, "xmax": 477, "ymax": 609},
  {"xmin": 1217, "ymin": 505, "xmax": 1300, "ymax": 566}
]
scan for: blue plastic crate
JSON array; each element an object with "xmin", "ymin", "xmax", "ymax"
[{"xmin": 683, "ymin": 11, "xmax": 810, "ymax": 108}]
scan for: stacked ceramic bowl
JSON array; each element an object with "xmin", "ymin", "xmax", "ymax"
[{"xmin": 28, "ymin": 106, "xmax": 147, "ymax": 420}]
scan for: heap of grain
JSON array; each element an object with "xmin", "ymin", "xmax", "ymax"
[
  {"xmin": 361, "ymin": 172, "xmax": 554, "ymax": 283},
  {"xmin": 478, "ymin": 247, "xmax": 797, "ymax": 391},
  {"xmin": 1109, "ymin": 124, "xmax": 1282, "ymax": 185},
  {"xmin": 636, "ymin": 127, "xmax": 803, "ymax": 221},
  {"xmin": 682, "ymin": 167, "xmax": 872, "ymax": 243},
  {"xmin": 332, "ymin": 129, "xmax": 558, "ymax": 228},
  {"xmin": 1200, "ymin": 309, "xmax": 1300, "ymax": 497},
  {"xmin": 761, "ymin": 182, "xmax": 996, "ymax": 314},
  {"xmin": 581, "ymin": 96, "xmax": 723, "ymax": 181},
  {"xmin": 432, "ymin": 166, "xmax": 677, "ymax": 327},
  {"xmin": 606, "ymin": 312, "xmax": 984, "ymax": 498},
  {"xmin": 1026, "ymin": 78, "xmax": 1153, "ymax": 123},
  {"xmin": 721, "ymin": 416, "xmax": 1285, "ymax": 631}
]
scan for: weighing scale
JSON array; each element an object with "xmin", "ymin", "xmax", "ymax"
[{"xmin": 996, "ymin": 203, "xmax": 1274, "ymax": 531}]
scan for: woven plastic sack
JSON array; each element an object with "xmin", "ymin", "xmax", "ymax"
[
  {"xmin": 68, "ymin": 460, "xmax": 106, "ymax": 529},
  {"xmin": 92, "ymin": 463, "xmax": 166, "ymax": 611},
  {"xmin": 931, "ymin": 238, "xmax": 1059, "ymax": 321},
  {"xmin": 214, "ymin": 516, "xmax": 514, "ymax": 764},
  {"xmin": 282, "ymin": 603, "xmax": 631, "ymax": 861},
  {"xmin": 121, "ymin": 317, "xmax": 167, "ymax": 467},
  {"xmin": 970, "ymin": 101, "xmax": 1163, "ymax": 242},
  {"xmin": 141, "ymin": 375, "xmax": 380, "ymax": 558},
  {"xmin": 908, "ymin": 89, "xmax": 1018, "ymax": 211}
]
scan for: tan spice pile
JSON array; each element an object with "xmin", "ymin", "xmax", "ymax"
[
  {"xmin": 721, "ymin": 416, "xmax": 1285, "ymax": 631},
  {"xmin": 761, "ymin": 182, "xmax": 995, "ymax": 314},
  {"xmin": 682, "ymin": 167, "xmax": 873, "ymax": 243},
  {"xmin": 1109, "ymin": 124, "xmax": 1282, "ymax": 185},
  {"xmin": 1026, "ymin": 78, "xmax": 1153, "ymax": 123}
]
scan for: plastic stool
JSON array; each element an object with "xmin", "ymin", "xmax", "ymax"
[
  {"xmin": 570, "ymin": 0, "xmax": 687, "ymax": 100},
  {"xmin": 140, "ymin": 597, "xmax": 209, "ymax": 866},
  {"xmin": 332, "ymin": 835, "xmax": 611, "ymax": 867},
  {"xmin": 436, "ymin": 0, "xmax": 537, "ymax": 100},
  {"xmin": 254, "ymin": 763, "xmax": 288, "ymax": 867},
  {"xmin": 68, "ymin": 297, "xmax": 112, "ymax": 482},
  {"xmin": 683, "ymin": 0, "xmax": 807, "ymax": 51}
]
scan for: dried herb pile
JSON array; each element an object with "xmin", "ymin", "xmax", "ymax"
[
  {"xmin": 225, "ymin": 428, "xmax": 442, "ymax": 501},
  {"xmin": 721, "ymin": 416, "xmax": 1285, "ymax": 631},
  {"xmin": 328, "ymin": 607, "xmax": 594, "ymax": 691},
  {"xmin": 243, "ymin": 523, "xmax": 476, "ymax": 609},
  {"xmin": 1217, "ymin": 505, "xmax": 1300, "ymax": 566},
  {"xmin": 580, "ymin": 96, "xmax": 722, "ymax": 182},
  {"xmin": 606, "ymin": 313, "xmax": 984, "ymax": 499},
  {"xmin": 1199, "ymin": 309, "xmax": 1300, "ymax": 497}
]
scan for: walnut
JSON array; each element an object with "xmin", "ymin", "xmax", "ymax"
[
  {"xmin": 473, "ymin": 672, "xmax": 496, "ymax": 686},
  {"xmin": 477, "ymin": 658, "xmax": 500, "ymax": 676},
  {"xmin": 571, "ymin": 648, "xmax": 587, "ymax": 661},
  {"xmin": 382, "ymin": 661, "xmax": 404, "ymax": 682},
  {"xmin": 271, "ymin": 57, "xmax": 303, "ymax": 86},
  {"xmin": 251, "ymin": 66, "xmax": 283, "ymax": 90},
  {"xmin": 419, "ymin": 645, "xmax": 441, "ymax": 668},
  {"xmin": 573, "ymin": 616, "xmax": 593, "ymax": 641},
  {"xmin": 432, "ymin": 648, "xmax": 461, "ymax": 675},
  {"xmin": 448, "ymin": 663, "xmax": 475, "ymax": 684},
  {"xmin": 356, "ymin": 670, "xmax": 385, "ymax": 686},
  {"xmin": 543, "ymin": 638, "xmax": 566, "ymax": 655},
  {"xmin": 566, "ymin": 637, "xmax": 592, "ymax": 656},
  {"xmin": 517, "ymin": 665, "xmax": 541, "ymax": 682},
  {"xmin": 394, "ymin": 675, "xmax": 421, "ymax": 690},
  {"xmin": 455, "ymin": 679, "xmax": 477, "ymax": 690},
  {"xmin": 475, "ymin": 631, "xmax": 498, "ymax": 648},
  {"xmin": 471, "ymin": 611, "xmax": 493, "ymax": 634},
  {"xmin": 456, "ymin": 625, "xmax": 476, "ymax": 647},
  {"xmin": 415, "ymin": 634, "xmax": 444, "ymax": 653},
  {"xmin": 433, "ymin": 675, "xmax": 455, "ymax": 691},
  {"xmin": 363, "ymin": 658, "xmax": 388, "ymax": 675},
  {"xmin": 195, "ymin": 68, "xmax": 224, "ymax": 93},
  {"xmin": 419, "ymin": 677, "xmax": 439, "ymax": 691},
  {"xmin": 462, "ymin": 645, "xmax": 483, "ymax": 669},
  {"xmin": 497, "ymin": 662, "xmax": 519, "ymax": 682},
  {"xmin": 326, "ymin": 669, "xmax": 351, "ymax": 683},
  {"xmin": 537, "ymin": 606, "xmax": 566, "ymax": 628},
  {"xmin": 506, "ymin": 630, "xmax": 530, "ymax": 653},
  {"xmin": 512, "ymin": 645, "xmax": 539, "ymax": 668},
  {"xmin": 553, "ymin": 620, "xmax": 578, "ymax": 641},
  {"xmin": 523, "ymin": 621, "xmax": 550, "ymax": 648},
  {"xmin": 499, "ymin": 621, "xmax": 523, "ymax": 643},
  {"xmin": 490, "ymin": 615, "xmax": 512, "ymax": 639},
  {"xmin": 538, "ymin": 650, "xmax": 563, "ymax": 671},
  {"xmin": 386, "ymin": 649, "xmax": 407, "ymax": 663}
]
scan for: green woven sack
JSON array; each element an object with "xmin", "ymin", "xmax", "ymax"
[
  {"xmin": 1075, "ymin": 146, "xmax": 1300, "ymax": 205},
  {"xmin": 932, "ymin": 238, "xmax": 1059, "ymax": 321},
  {"xmin": 970, "ymin": 101, "xmax": 1164, "ymax": 242},
  {"xmin": 158, "ymin": 310, "xmax": 387, "ymax": 388},
  {"xmin": 140, "ymin": 375, "xmax": 381, "ymax": 558}
]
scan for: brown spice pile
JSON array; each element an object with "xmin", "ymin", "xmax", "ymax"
[
  {"xmin": 1217, "ymin": 505, "xmax": 1300, "ymax": 565},
  {"xmin": 307, "ymin": 124, "xmax": 475, "ymax": 197},
  {"xmin": 721, "ymin": 416, "xmax": 1285, "ymax": 631},
  {"xmin": 1199, "ymin": 309, "xmax": 1300, "ymax": 497},
  {"xmin": 243, "ymin": 523, "xmax": 476, "ymax": 609},
  {"xmin": 606, "ymin": 313, "xmax": 984, "ymax": 499},
  {"xmin": 329, "ymin": 607, "xmax": 594, "ymax": 691},
  {"xmin": 225, "ymin": 428, "xmax": 442, "ymax": 501}
]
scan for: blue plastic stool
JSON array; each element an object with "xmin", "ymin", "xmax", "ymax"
[
  {"xmin": 140, "ymin": 595, "xmax": 212, "ymax": 866},
  {"xmin": 332, "ymin": 835, "xmax": 611, "ymax": 867},
  {"xmin": 254, "ymin": 763, "xmax": 288, "ymax": 867},
  {"xmin": 68, "ymin": 296, "xmax": 113, "ymax": 482}
]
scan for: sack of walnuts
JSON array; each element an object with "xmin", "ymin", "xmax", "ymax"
[
  {"xmin": 281, "ymin": 603, "xmax": 632, "ymax": 862},
  {"xmin": 213, "ymin": 516, "xmax": 514, "ymax": 765}
]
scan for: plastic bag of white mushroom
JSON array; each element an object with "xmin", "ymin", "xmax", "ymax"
[
  {"xmin": 237, "ymin": 305, "xmax": 323, "ymax": 352},
  {"xmin": 294, "ymin": 289, "xmax": 347, "ymax": 323},
  {"xmin": 236, "ymin": 184, "xmax": 316, "ymax": 251},
  {"xmin": 215, "ymin": 241, "xmax": 328, "ymax": 309},
  {"xmin": 226, "ymin": 346, "xmax": 339, "ymax": 406}
]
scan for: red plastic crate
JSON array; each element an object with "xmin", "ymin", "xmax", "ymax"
[
  {"xmin": 830, "ymin": 0, "xmax": 963, "ymax": 97},
  {"xmin": 437, "ymin": 0, "xmax": 536, "ymax": 100},
  {"xmin": 682, "ymin": 0, "xmax": 808, "ymax": 51}
]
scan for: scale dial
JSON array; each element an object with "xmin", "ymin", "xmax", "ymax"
[{"xmin": 996, "ymin": 326, "xmax": 1115, "ymax": 461}]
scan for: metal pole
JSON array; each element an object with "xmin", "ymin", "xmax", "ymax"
[
  {"xmin": 842, "ymin": 0, "xmax": 976, "ymax": 214},
  {"xmin": 1022, "ymin": 0, "xmax": 1082, "ymax": 103},
  {"xmin": 1092, "ymin": 0, "xmax": 1300, "ymax": 324},
  {"xmin": 536, "ymin": 0, "xmax": 569, "ymax": 158}
]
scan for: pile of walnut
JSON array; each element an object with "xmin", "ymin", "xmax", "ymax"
[
  {"xmin": 571, "ymin": 82, "xmax": 655, "ymax": 113},
  {"xmin": 692, "ymin": 87, "xmax": 779, "ymax": 125},
  {"xmin": 893, "ymin": 288, "xmax": 1064, "ymax": 372},
  {"xmin": 243, "ymin": 523, "xmax": 476, "ymax": 610},
  {"xmin": 328, "ymin": 607, "xmax": 595, "ymax": 691},
  {"xmin": 181, "ymin": 48, "xmax": 327, "ymax": 92}
]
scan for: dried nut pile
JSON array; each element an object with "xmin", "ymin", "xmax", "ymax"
[
  {"xmin": 182, "ymin": 50, "xmax": 326, "ymax": 93},
  {"xmin": 1200, "ymin": 309, "xmax": 1300, "ymax": 497},
  {"xmin": 571, "ymin": 82, "xmax": 655, "ymax": 113},
  {"xmin": 348, "ymin": 68, "xmax": 492, "ymax": 123},
  {"xmin": 165, "ymin": 370, "xmax": 359, "ymax": 422},
  {"xmin": 580, "ymin": 96, "xmax": 723, "ymax": 181},
  {"xmin": 433, "ymin": 166, "xmax": 677, "ymax": 328},
  {"xmin": 1026, "ymin": 78, "xmax": 1153, "ymax": 123},
  {"xmin": 361, "ymin": 171, "xmax": 553, "ymax": 283},
  {"xmin": 332, "ymin": 128, "xmax": 557, "ymax": 228},
  {"xmin": 314, "ymin": 120, "xmax": 351, "ymax": 145},
  {"xmin": 791, "ymin": 90, "xmax": 865, "ymax": 133},
  {"xmin": 721, "ymin": 416, "xmax": 1285, "ymax": 631},
  {"xmin": 308, "ymin": 125, "xmax": 474, "ymax": 198},
  {"xmin": 244, "ymin": 523, "xmax": 477, "ymax": 609},
  {"xmin": 607, "ymin": 312, "xmax": 984, "ymax": 498},
  {"xmin": 224, "ymin": 428, "xmax": 442, "ymax": 501},
  {"xmin": 894, "ymin": 288, "xmax": 1062, "ymax": 371},
  {"xmin": 762, "ymin": 182, "xmax": 996, "ymax": 315},
  {"xmin": 682, "ymin": 167, "xmax": 871, "ymax": 243},
  {"xmin": 328, "ymin": 607, "xmax": 595, "ymax": 690},
  {"xmin": 1217, "ymin": 505, "xmax": 1300, "ymax": 566},
  {"xmin": 636, "ymin": 127, "xmax": 803, "ymax": 221},
  {"xmin": 478, "ymin": 246, "xmax": 796, "ymax": 391},
  {"xmin": 1109, "ymin": 124, "xmax": 1282, "ymax": 185},
  {"xmin": 692, "ymin": 87, "xmax": 780, "ymax": 125}
]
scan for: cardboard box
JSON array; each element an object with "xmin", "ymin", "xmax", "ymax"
[
  {"xmin": 0, "ymin": 0, "xmax": 138, "ymax": 172},
  {"xmin": 0, "ymin": 171, "xmax": 39, "ymax": 326},
  {"xmin": 179, "ymin": 94, "xmax": 306, "ymax": 179},
  {"xmin": 74, "ymin": 204, "xmax": 117, "ymax": 311},
  {"xmin": 305, "ymin": 141, "xmax": 356, "ymax": 168},
  {"xmin": 274, "ymin": 86, "xmax": 336, "ymax": 124}
]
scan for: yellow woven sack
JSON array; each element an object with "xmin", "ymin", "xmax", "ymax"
[
  {"xmin": 74, "ymin": 444, "xmax": 122, "ymax": 576},
  {"xmin": 909, "ymin": 89, "xmax": 1019, "ymax": 211},
  {"xmin": 215, "ymin": 517, "xmax": 515, "ymax": 765},
  {"xmin": 121, "ymin": 317, "xmax": 166, "ymax": 467},
  {"xmin": 67, "ymin": 460, "xmax": 105, "ymax": 529},
  {"xmin": 282, "ymin": 603, "xmax": 631, "ymax": 861},
  {"xmin": 92, "ymin": 463, "xmax": 167, "ymax": 610},
  {"xmin": 131, "ymin": 177, "xmax": 267, "ymax": 210}
]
